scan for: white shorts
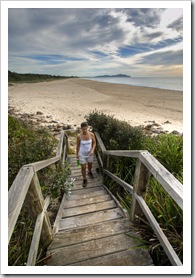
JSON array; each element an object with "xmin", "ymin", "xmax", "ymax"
[{"xmin": 79, "ymin": 155, "xmax": 94, "ymax": 164}]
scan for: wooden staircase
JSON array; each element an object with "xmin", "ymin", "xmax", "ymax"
[{"xmin": 45, "ymin": 155, "xmax": 153, "ymax": 266}]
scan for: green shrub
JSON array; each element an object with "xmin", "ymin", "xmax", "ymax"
[
  {"xmin": 86, "ymin": 110, "xmax": 145, "ymax": 150},
  {"xmin": 8, "ymin": 114, "xmax": 73, "ymax": 265},
  {"xmin": 8, "ymin": 114, "xmax": 58, "ymax": 189},
  {"xmin": 143, "ymin": 133, "xmax": 183, "ymax": 178}
]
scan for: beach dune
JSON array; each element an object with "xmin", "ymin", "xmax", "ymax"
[{"xmin": 8, "ymin": 78, "xmax": 183, "ymax": 133}]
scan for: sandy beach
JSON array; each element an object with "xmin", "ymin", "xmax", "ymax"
[{"xmin": 8, "ymin": 78, "xmax": 183, "ymax": 133}]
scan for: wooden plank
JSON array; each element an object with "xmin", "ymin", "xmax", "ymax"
[
  {"xmin": 46, "ymin": 233, "xmax": 148, "ymax": 265},
  {"xmin": 59, "ymin": 208, "xmax": 124, "ymax": 230},
  {"xmin": 48, "ymin": 218, "xmax": 131, "ymax": 250},
  {"xmin": 139, "ymin": 151, "xmax": 183, "ymax": 209},
  {"xmin": 62, "ymin": 200, "xmax": 116, "ymax": 217},
  {"xmin": 64, "ymin": 187, "xmax": 106, "ymax": 200},
  {"xmin": 27, "ymin": 212, "xmax": 44, "ymax": 266},
  {"xmin": 25, "ymin": 155, "xmax": 61, "ymax": 172},
  {"xmin": 97, "ymin": 151, "xmax": 103, "ymax": 169},
  {"xmin": 70, "ymin": 249, "xmax": 153, "ymax": 266},
  {"xmin": 56, "ymin": 131, "xmax": 64, "ymax": 157},
  {"xmin": 104, "ymin": 169, "xmax": 133, "ymax": 194},
  {"xmin": 105, "ymin": 150, "xmax": 142, "ymax": 158},
  {"xmin": 73, "ymin": 177, "xmax": 103, "ymax": 184},
  {"xmin": 26, "ymin": 172, "xmax": 45, "ymax": 220},
  {"xmin": 71, "ymin": 181, "xmax": 103, "ymax": 191},
  {"xmin": 26, "ymin": 174, "xmax": 52, "ymax": 243},
  {"xmin": 94, "ymin": 131, "xmax": 107, "ymax": 152},
  {"xmin": 27, "ymin": 195, "xmax": 51, "ymax": 266},
  {"xmin": 102, "ymin": 184, "xmax": 129, "ymax": 218},
  {"xmin": 135, "ymin": 193, "xmax": 182, "ymax": 266},
  {"xmin": 63, "ymin": 194, "xmax": 111, "ymax": 208},
  {"xmin": 131, "ymin": 159, "xmax": 150, "ymax": 222},
  {"xmin": 53, "ymin": 193, "xmax": 67, "ymax": 234},
  {"xmin": 8, "ymin": 166, "xmax": 34, "ymax": 242},
  {"xmin": 42, "ymin": 196, "xmax": 53, "ymax": 244},
  {"xmin": 62, "ymin": 141, "xmax": 67, "ymax": 168}
]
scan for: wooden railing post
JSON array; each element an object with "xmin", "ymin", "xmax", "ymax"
[
  {"xmin": 131, "ymin": 159, "xmax": 150, "ymax": 223},
  {"xmin": 103, "ymin": 152, "xmax": 109, "ymax": 183},
  {"xmin": 26, "ymin": 171, "xmax": 52, "ymax": 244},
  {"xmin": 62, "ymin": 133, "xmax": 68, "ymax": 169}
]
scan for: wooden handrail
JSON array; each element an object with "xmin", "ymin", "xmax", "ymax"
[
  {"xmin": 139, "ymin": 151, "xmax": 183, "ymax": 209},
  {"xmin": 105, "ymin": 150, "xmax": 183, "ymax": 209},
  {"xmin": 94, "ymin": 131, "xmax": 183, "ymax": 266},
  {"xmin": 8, "ymin": 131, "xmax": 68, "ymax": 265}
]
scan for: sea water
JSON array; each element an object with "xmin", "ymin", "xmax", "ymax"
[{"xmin": 82, "ymin": 76, "xmax": 183, "ymax": 91}]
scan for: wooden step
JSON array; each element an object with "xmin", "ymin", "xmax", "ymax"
[
  {"xmin": 59, "ymin": 207, "xmax": 124, "ymax": 230},
  {"xmin": 48, "ymin": 218, "xmax": 131, "ymax": 250},
  {"xmin": 46, "ymin": 233, "xmax": 151, "ymax": 266},
  {"xmin": 63, "ymin": 194, "xmax": 112, "ymax": 208},
  {"xmin": 62, "ymin": 200, "xmax": 116, "ymax": 217},
  {"xmin": 72, "ymin": 179, "xmax": 103, "ymax": 190},
  {"xmin": 64, "ymin": 187, "xmax": 107, "ymax": 200},
  {"xmin": 70, "ymin": 249, "xmax": 153, "ymax": 266},
  {"xmin": 72, "ymin": 183, "xmax": 103, "ymax": 191}
]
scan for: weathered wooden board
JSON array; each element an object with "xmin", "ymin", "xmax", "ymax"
[
  {"xmin": 48, "ymin": 218, "xmax": 131, "ymax": 250},
  {"xmin": 46, "ymin": 233, "xmax": 150, "ymax": 266},
  {"xmin": 59, "ymin": 208, "xmax": 124, "ymax": 230},
  {"xmin": 63, "ymin": 194, "xmax": 112, "ymax": 209},
  {"xmin": 62, "ymin": 200, "xmax": 116, "ymax": 217},
  {"xmin": 64, "ymin": 187, "xmax": 107, "ymax": 200},
  {"xmin": 70, "ymin": 249, "xmax": 153, "ymax": 266},
  {"xmin": 139, "ymin": 151, "xmax": 183, "ymax": 209},
  {"xmin": 8, "ymin": 166, "xmax": 34, "ymax": 241},
  {"xmin": 72, "ymin": 179, "xmax": 103, "ymax": 190}
]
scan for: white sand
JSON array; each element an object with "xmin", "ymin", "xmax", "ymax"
[{"xmin": 8, "ymin": 78, "xmax": 183, "ymax": 133}]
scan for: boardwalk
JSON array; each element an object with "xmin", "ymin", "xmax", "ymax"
[{"xmin": 46, "ymin": 155, "xmax": 153, "ymax": 266}]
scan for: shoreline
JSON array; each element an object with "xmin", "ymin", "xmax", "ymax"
[
  {"xmin": 8, "ymin": 78, "xmax": 183, "ymax": 134},
  {"xmin": 81, "ymin": 77, "xmax": 183, "ymax": 92}
]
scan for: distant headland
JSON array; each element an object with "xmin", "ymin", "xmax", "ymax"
[{"xmin": 95, "ymin": 74, "xmax": 131, "ymax": 78}]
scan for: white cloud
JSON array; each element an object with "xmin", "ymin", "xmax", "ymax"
[{"xmin": 8, "ymin": 7, "xmax": 183, "ymax": 77}]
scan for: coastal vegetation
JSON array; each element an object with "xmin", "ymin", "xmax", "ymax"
[
  {"xmin": 8, "ymin": 114, "xmax": 71, "ymax": 265},
  {"xmin": 86, "ymin": 111, "xmax": 183, "ymax": 265},
  {"xmin": 8, "ymin": 70, "xmax": 78, "ymax": 83}
]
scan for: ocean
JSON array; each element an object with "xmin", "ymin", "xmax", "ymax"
[{"xmin": 82, "ymin": 76, "xmax": 183, "ymax": 91}]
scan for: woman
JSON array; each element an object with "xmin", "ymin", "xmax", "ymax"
[{"xmin": 76, "ymin": 122, "xmax": 96, "ymax": 187}]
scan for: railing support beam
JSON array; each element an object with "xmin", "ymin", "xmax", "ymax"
[
  {"xmin": 131, "ymin": 159, "xmax": 150, "ymax": 223},
  {"xmin": 26, "ymin": 172, "xmax": 52, "ymax": 244}
]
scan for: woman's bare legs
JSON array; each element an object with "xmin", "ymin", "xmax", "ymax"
[{"xmin": 81, "ymin": 163, "xmax": 87, "ymax": 187}]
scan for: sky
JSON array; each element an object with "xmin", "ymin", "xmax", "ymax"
[{"xmin": 8, "ymin": 6, "xmax": 184, "ymax": 78}]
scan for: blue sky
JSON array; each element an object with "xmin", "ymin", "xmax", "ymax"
[{"xmin": 8, "ymin": 6, "xmax": 183, "ymax": 77}]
